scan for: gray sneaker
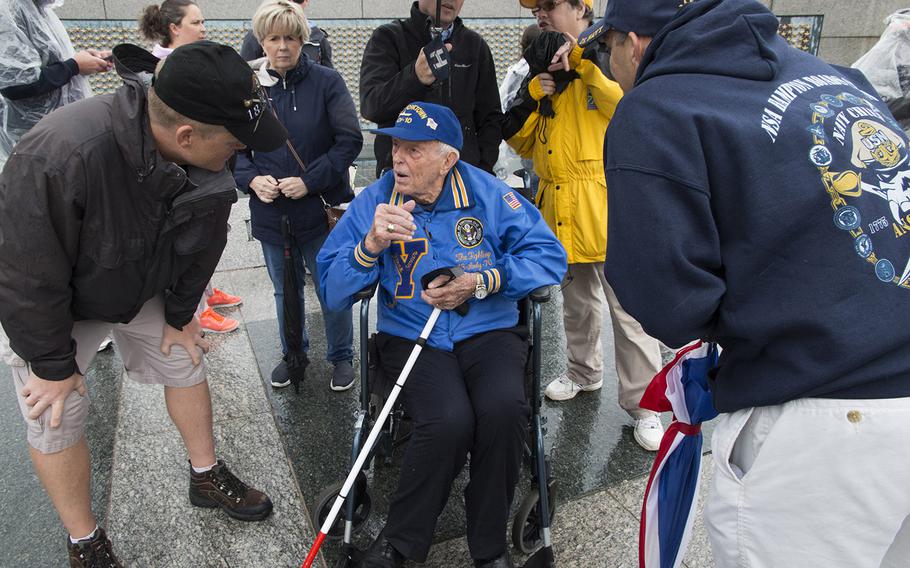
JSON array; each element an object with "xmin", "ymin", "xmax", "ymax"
[
  {"xmin": 330, "ymin": 361, "xmax": 355, "ymax": 392},
  {"xmin": 270, "ymin": 361, "xmax": 290, "ymax": 388}
]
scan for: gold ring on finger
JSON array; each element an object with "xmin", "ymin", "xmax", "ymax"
[{"xmin": 386, "ymin": 223, "xmax": 395, "ymax": 233}]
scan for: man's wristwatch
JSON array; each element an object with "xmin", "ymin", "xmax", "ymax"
[{"xmin": 473, "ymin": 272, "xmax": 489, "ymax": 300}]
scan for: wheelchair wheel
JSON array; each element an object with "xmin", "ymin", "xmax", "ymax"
[
  {"xmin": 313, "ymin": 471, "xmax": 372, "ymax": 541},
  {"xmin": 511, "ymin": 480, "xmax": 558, "ymax": 554}
]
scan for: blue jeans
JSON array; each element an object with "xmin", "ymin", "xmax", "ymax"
[{"xmin": 260, "ymin": 230, "xmax": 353, "ymax": 363}]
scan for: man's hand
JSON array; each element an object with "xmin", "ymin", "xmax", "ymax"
[
  {"xmin": 364, "ymin": 201, "xmax": 418, "ymax": 254},
  {"xmin": 250, "ymin": 175, "xmax": 280, "ymax": 204},
  {"xmin": 73, "ymin": 50, "xmax": 113, "ymax": 75},
  {"xmin": 278, "ymin": 177, "xmax": 308, "ymax": 200},
  {"xmin": 415, "ymin": 43, "xmax": 453, "ymax": 86},
  {"xmin": 20, "ymin": 372, "xmax": 86, "ymax": 428},
  {"xmin": 421, "ymin": 272, "xmax": 475, "ymax": 311},
  {"xmin": 161, "ymin": 318, "xmax": 210, "ymax": 367},
  {"xmin": 548, "ymin": 32, "xmax": 578, "ymax": 72}
]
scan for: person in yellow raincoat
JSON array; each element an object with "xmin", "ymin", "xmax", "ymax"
[{"xmin": 506, "ymin": 0, "xmax": 666, "ymax": 451}]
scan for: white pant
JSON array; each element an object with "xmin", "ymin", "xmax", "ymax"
[{"xmin": 705, "ymin": 397, "xmax": 910, "ymax": 568}]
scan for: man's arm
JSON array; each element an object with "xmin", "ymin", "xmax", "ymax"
[
  {"xmin": 603, "ymin": 167, "xmax": 725, "ymax": 347},
  {"xmin": 359, "ymin": 25, "xmax": 432, "ymax": 125},
  {"xmin": 472, "ymin": 40, "xmax": 504, "ymax": 173},
  {"xmin": 489, "ymin": 189, "xmax": 567, "ymax": 300},
  {"xmin": 0, "ymin": 154, "xmax": 82, "ymax": 380},
  {"xmin": 0, "ymin": 59, "xmax": 79, "ymax": 100},
  {"xmin": 317, "ymin": 192, "xmax": 385, "ymax": 311},
  {"xmin": 164, "ymin": 199, "xmax": 234, "ymax": 330},
  {"xmin": 0, "ymin": 6, "xmax": 108, "ymax": 97}
]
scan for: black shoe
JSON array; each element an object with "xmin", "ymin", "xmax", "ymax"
[
  {"xmin": 330, "ymin": 360, "xmax": 355, "ymax": 392},
  {"xmin": 189, "ymin": 460, "xmax": 273, "ymax": 521},
  {"xmin": 360, "ymin": 532, "xmax": 405, "ymax": 568},
  {"xmin": 474, "ymin": 552, "xmax": 515, "ymax": 568},
  {"xmin": 67, "ymin": 528, "xmax": 122, "ymax": 568},
  {"xmin": 271, "ymin": 360, "xmax": 290, "ymax": 388}
]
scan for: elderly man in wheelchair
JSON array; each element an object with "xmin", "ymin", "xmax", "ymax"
[{"xmin": 317, "ymin": 102, "xmax": 566, "ymax": 568}]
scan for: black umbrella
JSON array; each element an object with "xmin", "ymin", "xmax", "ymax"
[{"xmin": 280, "ymin": 214, "xmax": 309, "ymax": 393}]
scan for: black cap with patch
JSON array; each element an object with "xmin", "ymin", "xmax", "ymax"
[{"xmin": 153, "ymin": 41, "xmax": 287, "ymax": 152}]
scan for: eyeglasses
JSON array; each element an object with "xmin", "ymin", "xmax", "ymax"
[{"xmin": 531, "ymin": 0, "xmax": 567, "ymax": 16}]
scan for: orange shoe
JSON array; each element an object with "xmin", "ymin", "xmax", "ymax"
[
  {"xmin": 207, "ymin": 288, "xmax": 243, "ymax": 308},
  {"xmin": 199, "ymin": 307, "xmax": 239, "ymax": 333}
]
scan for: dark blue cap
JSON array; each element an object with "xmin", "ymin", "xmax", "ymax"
[
  {"xmin": 578, "ymin": 0, "xmax": 688, "ymax": 48},
  {"xmin": 370, "ymin": 102, "xmax": 463, "ymax": 151}
]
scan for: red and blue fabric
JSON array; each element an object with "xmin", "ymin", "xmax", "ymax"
[{"xmin": 639, "ymin": 341, "xmax": 719, "ymax": 568}]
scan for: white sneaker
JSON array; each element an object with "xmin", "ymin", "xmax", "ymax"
[
  {"xmin": 633, "ymin": 414, "xmax": 664, "ymax": 451},
  {"xmin": 544, "ymin": 375, "xmax": 603, "ymax": 401}
]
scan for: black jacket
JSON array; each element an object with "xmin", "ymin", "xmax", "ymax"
[
  {"xmin": 359, "ymin": 2, "xmax": 502, "ymax": 176},
  {"xmin": 239, "ymin": 26, "xmax": 333, "ymax": 69},
  {"xmin": 0, "ymin": 51, "xmax": 236, "ymax": 381}
]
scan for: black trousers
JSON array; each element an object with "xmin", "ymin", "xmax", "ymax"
[{"xmin": 375, "ymin": 328, "xmax": 530, "ymax": 562}]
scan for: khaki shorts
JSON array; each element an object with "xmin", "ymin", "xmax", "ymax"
[{"xmin": 7, "ymin": 295, "xmax": 206, "ymax": 454}]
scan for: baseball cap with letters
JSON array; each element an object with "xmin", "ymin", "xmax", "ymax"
[
  {"xmin": 152, "ymin": 41, "xmax": 288, "ymax": 152},
  {"xmin": 577, "ymin": 0, "xmax": 688, "ymax": 48},
  {"xmin": 371, "ymin": 102, "xmax": 463, "ymax": 151}
]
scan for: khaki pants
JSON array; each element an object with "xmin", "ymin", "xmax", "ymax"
[
  {"xmin": 562, "ymin": 262, "xmax": 661, "ymax": 419},
  {"xmin": 6, "ymin": 295, "xmax": 206, "ymax": 454}
]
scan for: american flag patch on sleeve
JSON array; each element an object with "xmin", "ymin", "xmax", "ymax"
[{"xmin": 503, "ymin": 191, "xmax": 522, "ymax": 210}]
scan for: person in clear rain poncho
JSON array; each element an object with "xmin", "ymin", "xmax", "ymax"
[{"xmin": 0, "ymin": 0, "xmax": 111, "ymax": 170}]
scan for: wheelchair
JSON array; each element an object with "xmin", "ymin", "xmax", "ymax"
[{"xmin": 311, "ymin": 280, "xmax": 558, "ymax": 562}]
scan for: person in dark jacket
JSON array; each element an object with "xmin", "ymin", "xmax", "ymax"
[
  {"xmin": 234, "ymin": 0, "xmax": 363, "ymax": 391},
  {"xmin": 580, "ymin": 0, "xmax": 910, "ymax": 565},
  {"xmin": 359, "ymin": 0, "xmax": 503, "ymax": 177},
  {"xmin": 239, "ymin": 0, "xmax": 333, "ymax": 68},
  {"xmin": 0, "ymin": 42, "xmax": 286, "ymax": 567}
]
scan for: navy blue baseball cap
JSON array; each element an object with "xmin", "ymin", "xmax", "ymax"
[
  {"xmin": 371, "ymin": 102, "xmax": 463, "ymax": 151},
  {"xmin": 578, "ymin": 0, "xmax": 687, "ymax": 48}
]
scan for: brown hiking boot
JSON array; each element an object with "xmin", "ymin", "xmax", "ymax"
[
  {"xmin": 67, "ymin": 528, "xmax": 122, "ymax": 568},
  {"xmin": 188, "ymin": 459, "xmax": 273, "ymax": 521}
]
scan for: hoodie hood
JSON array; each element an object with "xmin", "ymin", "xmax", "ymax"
[{"xmin": 636, "ymin": 0, "xmax": 787, "ymax": 87}]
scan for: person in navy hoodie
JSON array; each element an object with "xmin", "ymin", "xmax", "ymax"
[
  {"xmin": 234, "ymin": 0, "xmax": 362, "ymax": 391},
  {"xmin": 574, "ymin": 0, "xmax": 910, "ymax": 565}
]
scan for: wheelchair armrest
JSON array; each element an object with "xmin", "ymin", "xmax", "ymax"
[
  {"xmin": 529, "ymin": 286, "xmax": 551, "ymax": 304},
  {"xmin": 355, "ymin": 281, "xmax": 379, "ymax": 302}
]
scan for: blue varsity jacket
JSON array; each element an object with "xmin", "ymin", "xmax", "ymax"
[{"xmin": 317, "ymin": 161, "xmax": 567, "ymax": 350}]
